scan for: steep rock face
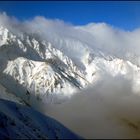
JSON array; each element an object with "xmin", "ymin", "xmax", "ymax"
[
  {"xmin": 3, "ymin": 57, "xmax": 87, "ymax": 103},
  {"xmin": 0, "ymin": 26, "xmax": 89, "ymax": 104}
]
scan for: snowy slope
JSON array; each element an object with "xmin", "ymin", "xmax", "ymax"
[
  {"xmin": 0, "ymin": 98, "xmax": 80, "ymax": 139},
  {"xmin": 0, "ymin": 84, "xmax": 26, "ymax": 105}
]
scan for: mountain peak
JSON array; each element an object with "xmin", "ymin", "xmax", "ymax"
[{"xmin": 0, "ymin": 24, "xmax": 140, "ymax": 106}]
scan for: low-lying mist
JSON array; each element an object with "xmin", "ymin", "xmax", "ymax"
[{"xmin": 44, "ymin": 74, "xmax": 140, "ymax": 139}]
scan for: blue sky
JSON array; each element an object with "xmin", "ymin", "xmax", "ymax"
[{"xmin": 0, "ymin": 1, "xmax": 140, "ymax": 30}]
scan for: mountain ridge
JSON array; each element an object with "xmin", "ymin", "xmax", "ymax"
[{"xmin": 1, "ymin": 26, "xmax": 140, "ymax": 105}]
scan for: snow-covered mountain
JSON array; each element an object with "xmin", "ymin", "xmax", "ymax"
[
  {"xmin": 1, "ymin": 23, "xmax": 140, "ymax": 138},
  {"xmin": 1, "ymin": 25, "xmax": 140, "ymax": 105},
  {"xmin": 0, "ymin": 26, "xmax": 88, "ymax": 104}
]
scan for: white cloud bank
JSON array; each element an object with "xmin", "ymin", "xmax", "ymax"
[
  {"xmin": 1, "ymin": 12, "xmax": 140, "ymax": 138},
  {"xmin": 1, "ymin": 12, "xmax": 140, "ymax": 67},
  {"xmin": 46, "ymin": 75, "xmax": 140, "ymax": 139}
]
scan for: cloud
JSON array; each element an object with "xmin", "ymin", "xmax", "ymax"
[
  {"xmin": 1, "ymin": 12, "xmax": 140, "ymax": 67},
  {"xmin": 1, "ymin": 12, "xmax": 140, "ymax": 138},
  {"xmin": 45, "ymin": 75, "xmax": 140, "ymax": 139}
]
